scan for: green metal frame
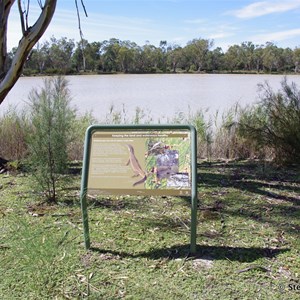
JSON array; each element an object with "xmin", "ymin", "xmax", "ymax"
[{"xmin": 80, "ymin": 124, "xmax": 198, "ymax": 254}]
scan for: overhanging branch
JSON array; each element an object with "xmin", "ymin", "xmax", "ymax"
[
  {"xmin": 17, "ymin": 0, "xmax": 26, "ymax": 35},
  {"xmin": 0, "ymin": 0, "xmax": 57, "ymax": 105},
  {"xmin": 75, "ymin": 0, "xmax": 88, "ymax": 71}
]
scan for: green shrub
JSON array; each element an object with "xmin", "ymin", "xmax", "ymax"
[
  {"xmin": 27, "ymin": 76, "xmax": 76, "ymax": 202},
  {"xmin": 238, "ymin": 78, "xmax": 300, "ymax": 164}
]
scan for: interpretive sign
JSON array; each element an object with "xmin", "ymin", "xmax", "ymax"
[
  {"xmin": 88, "ymin": 129, "xmax": 192, "ymax": 196},
  {"xmin": 80, "ymin": 125, "xmax": 198, "ymax": 253}
]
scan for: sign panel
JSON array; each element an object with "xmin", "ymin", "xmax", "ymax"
[
  {"xmin": 87, "ymin": 129, "xmax": 191, "ymax": 196},
  {"xmin": 80, "ymin": 125, "xmax": 198, "ymax": 253}
]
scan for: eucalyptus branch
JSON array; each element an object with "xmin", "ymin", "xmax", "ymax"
[
  {"xmin": 75, "ymin": 0, "xmax": 88, "ymax": 70},
  {"xmin": 0, "ymin": 0, "xmax": 57, "ymax": 105},
  {"xmin": 81, "ymin": 0, "xmax": 88, "ymax": 17},
  {"xmin": 18, "ymin": 0, "xmax": 26, "ymax": 34},
  {"xmin": 75, "ymin": 0, "xmax": 84, "ymax": 40},
  {"xmin": 37, "ymin": 0, "xmax": 43, "ymax": 9},
  {"xmin": 25, "ymin": 0, "xmax": 30, "ymax": 31}
]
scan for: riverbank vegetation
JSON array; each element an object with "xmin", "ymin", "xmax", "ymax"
[
  {"xmin": 9, "ymin": 37, "xmax": 300, "ymax": 76},
  {"xmin": 1, "ymin": 77, "xmax": 299, "ymax": 166}
]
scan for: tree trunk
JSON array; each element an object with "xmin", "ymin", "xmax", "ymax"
[{"xmin": 0, "ymin": 1, "xmax": 15, "ymax": 80}]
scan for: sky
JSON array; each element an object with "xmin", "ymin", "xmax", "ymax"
[{"xmin": 7, "ymin": 0, "xmax": 300, "ymax": 51}]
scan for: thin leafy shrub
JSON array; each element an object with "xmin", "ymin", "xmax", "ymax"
[{"xmin": 26, "ymin": 76, "xmax": 76, "ymax": 202}]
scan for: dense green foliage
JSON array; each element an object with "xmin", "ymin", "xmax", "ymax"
[
  {"xmin": 239, "ymin": 78, "xmax": 300, "ymax": 164},
  {"xmin": 27, "ymin": 77, "xmax": 76, "ymax": 202},
  {"xmin": 17, "ymin": 37, "xmax": 300, "ymax": 75}
]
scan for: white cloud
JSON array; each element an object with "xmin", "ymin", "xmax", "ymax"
[
  {"xmin": 208, "ymin": 32, "xmax": 235, "ymax": 40},
  {"xmin": 251, "ymin": 28, "xmax": 300, "ymax": 43},
  {"xmin": 230, "ymin": 0, "xmax": 300, "ymax": 19},
  {"xmin": 184, "ymin": 18, "xmax": 207, "ymax": 24},
  {"xmin": 193, "ymin": 23, "xmax": 238, "ymax": 42}
]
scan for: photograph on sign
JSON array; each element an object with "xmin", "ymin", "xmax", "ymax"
[{"xmin": 87, "ymin": 130, "xmax": 191, "ymax": 196}]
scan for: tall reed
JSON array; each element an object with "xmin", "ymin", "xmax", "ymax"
[
  {"xmin": 0, "ymin": 104, "xmax": 269, "ymax": 162},
  {"xmin": 0, "ymin": 106, "xmax": 29, "ymax": 161}
]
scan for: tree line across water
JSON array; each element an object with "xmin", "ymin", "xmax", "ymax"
[{"xmin": 8, "ymin": 37, "xmax": 300, "ymax": 75}]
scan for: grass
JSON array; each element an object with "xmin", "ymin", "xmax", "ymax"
[{"xmin": 0, "ymin": 160, "xmax": 300, "ymax": 299}]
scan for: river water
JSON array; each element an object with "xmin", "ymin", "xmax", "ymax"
[{"xmin": 1, "ymin": 74, "xmax": 300, "ymax": 122}]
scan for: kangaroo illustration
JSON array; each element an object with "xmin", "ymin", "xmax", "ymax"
[{"xmin": 126, "ymin": 144, "xmax": 147, "ymax": 186}]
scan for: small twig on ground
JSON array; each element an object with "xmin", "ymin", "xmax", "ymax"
[
  {"xmin": 237, "ymin": 264, "xmax": 271, "ymax": 274},
  {"xmin": 57, "ymin": 230, "xmax": 70, "ymax": 246},
  {"xmin": 174, "ymin": 216, "xmax": 190, "ymax": 230},
  {"xmin": 67, "ymin": 220, "xmax": 81, "ymax": 230}
]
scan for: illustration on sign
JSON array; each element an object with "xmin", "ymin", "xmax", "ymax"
[
  {"xmin": 126, "ymin": 144, "xmax": 147, "ymax": 186},
  {"xmin": 144, "ymin": 136, "xmax": 190, "ymax": 190},
  {"xmin": 87, "ymin": 130, "xmax": 191, "ymax": 196}
]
